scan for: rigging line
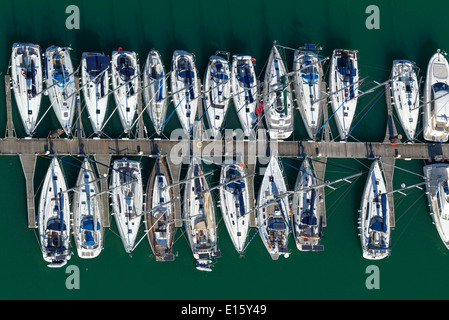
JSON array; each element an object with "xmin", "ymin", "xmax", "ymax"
[
  {"xmin": 160, "ymin": 88, "xmax": 189, "ymax": 132},
  {"xmin": 279, "ymin": 158, "xmax": 326, "ymax": 182},
  {"xmin": 380, "ymin": 160, "xmax": 428, "ymax": 179}
]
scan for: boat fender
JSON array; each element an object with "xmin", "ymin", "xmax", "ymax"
[{"xmin": 251, "ymin": 58, "xmax": 256, "ymax": 64}]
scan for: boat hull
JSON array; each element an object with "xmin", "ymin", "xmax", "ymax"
[
  {"xmin": 11, "ymin": 43, "xmax": 43, "ymax": 136},
  {"xmin": 110, "ymin": 159, "xmax": 143, "ymax": 253},
  {"xmin": 143, "ymin": 49, "xmax": 168, "ymax": 136},
  {"xmin": 263, "ymin": 45, "xmax": 293, "ymax": 140},
  {"xmin": 45, "ymin": 46, "xmax": 77, "ymax": 135}
]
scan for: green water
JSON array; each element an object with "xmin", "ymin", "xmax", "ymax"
[{"xmin": 1, "ymin": 0, "xmax": 449, "ymax": 301}]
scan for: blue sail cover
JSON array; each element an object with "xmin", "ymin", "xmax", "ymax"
[
  {"xmin": 302, "ymin": 189, "xmax": 318, "ymax": 226},
  {"xmin": 86, "ymin": 55, "xmax": 110, "ymax": 77},
  {"xmin": 267, "ymin": 217, "xmax": 286, "ymax": 230}
]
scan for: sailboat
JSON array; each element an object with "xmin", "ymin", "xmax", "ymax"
[
  {"xmin": 390, "ymin": 60, "xmax": 420, "ymax": 142},
  {"xmin": 293, "ymin": 44, "xmax": 325, "ymax": 139},
  {"xmin": 184, "ymin": 157, "xmax": 220, "ymax": 270},
  {"xmin": 45, "ymin": 45, "xmax": 77, "ymax": 135},
  {"xmin": 203, "ymin": 53, "xmax": 231, "ymax": 138},
  {"xmin": 143, "ymin": 49, "xmax": 168, "ymax": 136},
  {"xmin": 257, "ymin": 156, "xmax": 290, "ymax": 260},
  {"xmin": 424, "ymin": 162, "xmax": 449, "ymax": 249},
  {"xmin": 73, "ymin": 158, "xmax": 104, "ymax": 259},
  {"xmin": 358, "ymin": 160, "xmax": 390, "ymax": 260},
  {"xmin": 81, "ymin": 52, "xmax": 110, "ymax": 135},
  {"xmin": 231, "ymin": 54, "xmax": 258, "ymax": 136},
  {"xmin": 10, "ymin": 43, "xmax": 43, "ymax": 136},
  {"xmin": 38, "ymin": 157, "xmax": 71, "ymax": 268},
  {"xmin": 423, "ymin": 49, "xmax": 449, "ymax": 142},
  {"xmin": 171, "ymin": 50, "xmax": 200, "ymax": 136},
  {"xmin": 144, "ymin": 156, "xmax": 176, "ymax": 261},
  {"xmin": 110, "ymin": 158, "xmax": 143, "ymax": 253},
  {"xmin": 291, "ymin": 157, "xmax": 324, "ymax": 251},
  {"xmin": 219, "ymin": 161, "xmax": 251, "ymax": 255},
  {"xmin": 111, "ymin": 50, "xmax": 139, "ymax": 133},
  {"xmin": 329, "ymin": 49, "xmax": 359, "ymax": 140},
  {"xmin": 263, "ymin": 44, "xmax": 294, "ymax": 140}
]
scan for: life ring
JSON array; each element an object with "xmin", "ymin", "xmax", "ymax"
[
  {"xmin": 197, "ymin": 141, "xmax": 203, "ymax": 148},
  {"xmin": 251, "ymin": 58, "xmax": 256, "ymax": 63},
  {"xmin": 118, "ymin": 47, "xmax": 123, "ymax": 52}
]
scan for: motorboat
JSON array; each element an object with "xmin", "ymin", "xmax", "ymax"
[
  {"xmin": 358, "ymin": 160, "xmax": 390, "ymax": 260},
  {"xmin": 203, "ymin": 53, "xmax": 231, "ymax": 138},
  {"xmin": 110, "ymin": 158, "xmax": 143, "ymax": 253},
  {"xmin": 184, "ymin": 157, "xmax": 221, "ymax": 265},
  {"xmin": 263, "ymin": 44, "xmax": 293, "ymax": 140},
  {"xmin": 423, "ymin": 50, "xmax": 449, "ymax": 142},
  {"xmin": 144, "ymin": 156, "xmax": 176, "ymax": 261},
  {"xmin": 231, "ymin": 54, "xmax": 258, "ymax": 136},
  {"xmin": 73, "ymin": 158, "xmax": 104, "ymax": 259},
  {"xmin": 45, "ymin": 45, "xmax": 76, "ymax": 135},
  {"xmin": 291, "ymin": 157, "xmax": 324, "ymax": 251},
  {"xmin": 390, "ymin": 60, "xmax": 420, "ymax": 142},
  {"xmin": 38, "ymin": 157, "xmax": 71, "ymax": 268},
  {"xmin": 257, "ymin": 156, "xmax": 290, "ymax": 260},
  {"xmin": 170, "ymin": 50, "xmax": 200, "ymax": 136},
  {"xmin": 143, "ymin": 49, "xmax": 168, "ymax": 136},
  {"xmin": 81, "ymin": 52, "xmax": 110, "ymax": 135},
  {"xmin": 219, "ymin": 161, "xmax": 251, "ymax": 255},
  {"xmin": 423, "ymin": 162, "xmax": 449, "ymax": 249},
  {"xmin": 111, "ymin": 50, "xmax": 139, "ymax": 133},
  {"xmin": 329, "ymin": 49, "xmax": 359, "ymax": 140},
  {"xmin": 10, "ymin": 43, "xmax": 43, "ymax": 136},
  {"xmin": 293, "ymin": 44, "xmax": 325, "ymax": 139}
]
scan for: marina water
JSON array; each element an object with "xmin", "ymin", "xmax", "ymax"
[{"xmin": 1, "ymin": 0, "xmax": 449, "ymax": 300}]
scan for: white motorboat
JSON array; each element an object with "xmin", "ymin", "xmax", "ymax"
[
  {"xmin": 424, "ymin": 162, "xmax": 449, "ymax": 249},
  {"xmin": 38, "ymin": 157, "xmax": 71, "ymax": 268},
  {"xmin": 110, "ymin": 158, "xmax": 143, "ymax": 253},
  {"xmin": 81, "ymin": 52, "xmax": 110, "ymax": 135},
  {"xmin": 171, "ymin": 50, "xmax": 200, "ymax": 136},
  {"xmin": 293, "ymin": 44, "xmax": 325, "ymax": 139},
  {"xmin": 111, "ymin": 50, "xmax": 139, "ymax": 133},
  {"xmin": 231, "ymin": 54, "xmax": 259, "ymax": 136},
  {"xmin": 263, "ymin": 44, "xmax": 293, "ymax": 140},
  {"xmin": 144, "ymin": 156, "xmax": 176, "ymax": 261},
  {"xmin": 257, "ymin": 156, "xmax": 290, "ymax": 260},
  {"xmin": 203, "ymin": 53, "xmax": 231, "ymax": 138},
  {"xmin": 390, "ymin": 60, "xmax": 420, "ymax": 142},
  {"xmin": 329, "ymin": 49, "xmax": 359, "ymax": 140},
  {"xmin": 143, "ymin": 49, "xmax": 168, "ymax": 136},
  {"xmin": 73, "ymin": 158, "xmax": 104, "ymax": 259},
  {"xmin": 45, "ymin": 45, "xmax": 77, "ymax": 135},
  {"xmin": 10, "ymin": 43, "xmax": 43, "ymax": 136},
  {"xmin": 291, "ymin": 157, "xmax": 324, "ymax": 251},
  {"xmin": 358, "ymin": 160, "xmax": 390, "ymax": 260},
  {"xmin": 423, "ymin": 50, "xmax": 449, "ymax": 142},
  {"xmin": 219, "ymin": 161, "xmax": 251, "ymax": 255},
  {"xmin": 184, "ymin": 157, "xmax": 221, "ymax": 263}
]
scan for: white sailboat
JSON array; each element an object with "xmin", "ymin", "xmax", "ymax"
[
  {"xmin": 423, "ymin": 50, "xmax": 449, "ymax": 142},
  {"xmin": 329, "ymin": 49, "xmax": 359, "ymax": 140},
  {"xmin": 291, "ymin": 157, "xmax": 324, "ymax": 251},
  {"xmin": 111, "ymin": 50, "xmax": 139, "ymax": 133},
  {"xmin": 10, "ymin": 43, "xmax": 43, "ymax": 136},
  {"xmin": 203, "ymin": 53, "xmax": 231, "ymax": 138},
  {"xmin": 143, "ymin": 49, "xmax": 168, "ymax": 136},
  {"xmin": 424, "ymin": 162, "xmax": 449, "ymax": 249},
  {"xmin": 263, "ymin": 44, "xmax": 293, "ymax": 140},
  {"xmin": 45, "ymin": 45, "xmax": 77, "ymax": 135},
  {"xmin": 184, "ymin": 157, "xmax": 220, "ymax": 269},
  {"xmin": 293, "ymin": 44, "xmax": 325, "ymax": 139},
  {"xmin": 38, "ymin": 157, "xmax": 71, "ymax": 268},
  {"xmin": 358, "ymin": 160, "xmax": 390, "ymax": 260},
  {"xmin": 171, "ymin": 50, "xmax": 200, "ymax": 136},
  {"xmin": 231, "ymin": 54, "xmax": 258, "ymax": 136},
  {"xmin": 81, "ymin": 52, "xmax": 110, "ymax": 135},
  {"xmin": 110, "ymin": 158, "xmax": 143, "ymax": 253},
  {"xmin": 73, "ymin": 158, "xmax": 104, "ymax": 259},
  {"xmin": 219, "ymin": 161, "xmax": 251, "ymax": 255},
  {"xmin": 390, "ymin": 60, "xmax": 420, "ymax": 142},
  {"xmin": 257, "ymin": 156, "xmax": 290, "ymax": 260}
]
